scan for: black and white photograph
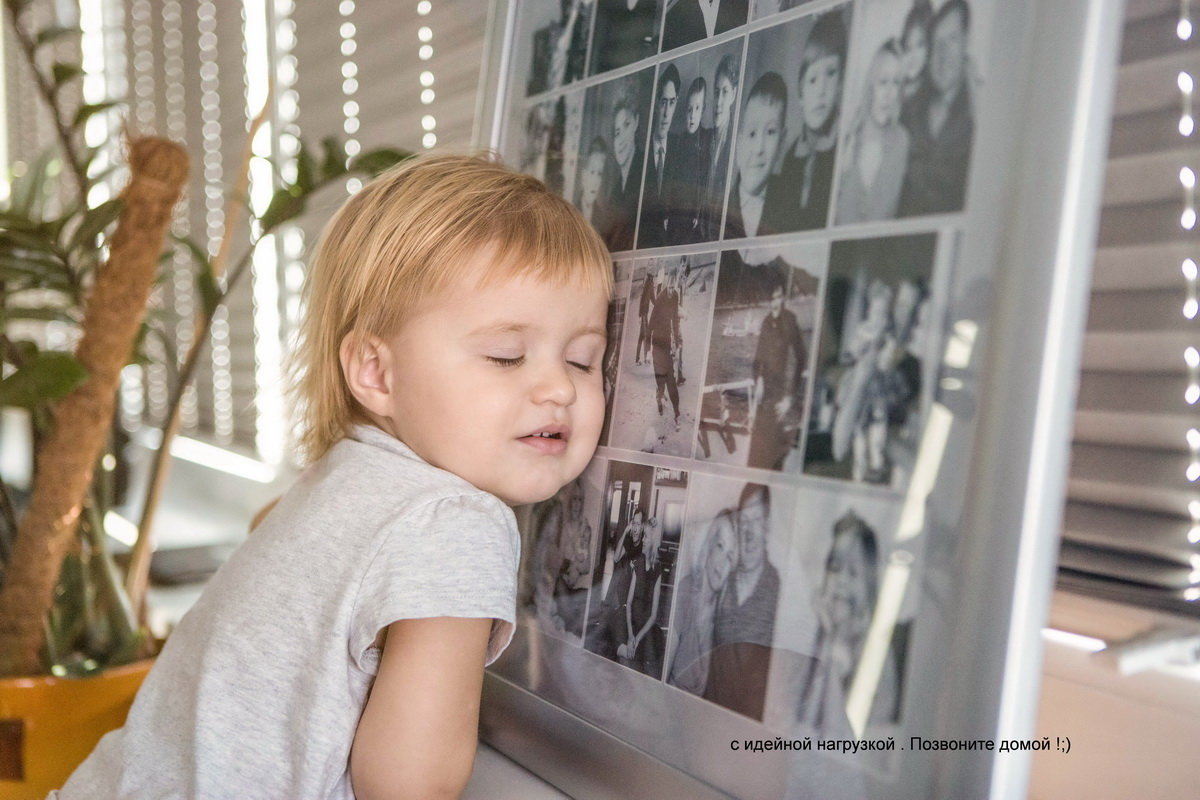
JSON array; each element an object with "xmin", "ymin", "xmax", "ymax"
[
  {"xmin": 589, "ymin": 0, "xmax": 663, "ymax": 76},
  {"xmin": 584, "ymin": 463, "xmax": 686, "ymax": 680},
  {"xmin": 607, "ymin": 254, "xmax": 715, "ymax": 457},
  {"xmin": 600, "ymin": 259, "xmax": 634, "ymax": 446},
  {"xmin": 767, "ymin": 491, "xmax": 907, "ymax": 741},
  {"xmin": 513, "ymin": 90, "xmax": 586, "ymax": 201},
  {"xmin": 803, "ymin": 233, "xmax": 937, "ymax": 488},
  {"xmin": 834, "ymin": 0, "xmax": 986, "ymax": 223},
  {"xmin": 695, "ymin": 243, "xmax": 824, "ymax": 472},
  {"xmin": 636, "ymin": 39, "xmax": 743, "ymax": 248},
  {"xmin": 725, "ymin": 5, "xmax": 853, "ymax": 239},
  {"xmin": 661, "ymin": 0, "xmax": 750, "ymax": 53},
  {"xmin": 516, "ymin": 0, "xmax": 596, "ymax": 97},
  {"xmin": 522, "ymin": 459, "xmax": 607, "ymax": 642},
  {"xmin": 664, "ymin": 475, "xmax": 800, "ymax": 721},
  {"xmin": 575, "ymin": 68, "xmax": 655, "ymax": 252},
  {"xmin": 751, "ymin": 0, "xmax": 819, "ymax": 20}
]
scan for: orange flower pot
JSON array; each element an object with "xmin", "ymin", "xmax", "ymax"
[{"xmin": 0, "ymin": 659, "xmax": 153, "ymax": 799}]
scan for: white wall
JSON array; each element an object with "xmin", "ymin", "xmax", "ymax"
[{"xmin": 1029, "ymin": 592, "xmax": 1200, "ymax": 800}]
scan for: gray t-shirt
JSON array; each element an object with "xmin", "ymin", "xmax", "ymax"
[{"xmin": 57, "ymin": 424, "xmax": 520, "ymax": 799}]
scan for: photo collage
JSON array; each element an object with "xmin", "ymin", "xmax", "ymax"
[{"xmin": 504, "ymin": 0, "xmax": 986, "ymax": 743}]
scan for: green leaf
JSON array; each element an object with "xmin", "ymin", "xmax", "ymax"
[
  {"xmin": 0, "ymin": 254, "xmax": 74, "ymax": 290},
  {"xmin": 68, "ymin": 198, "xmax": 123, "ymax": 253},
  {"xmin": 0, "ymin": 211, "xmax": 40, "ymax": 232},
  {"xmin": 258, "ymin": 189, "xmax": 307, "ymax": 233},
  {"xmin": 319, "ymin": 136, "xmax": 347, "ymax": 182},
  {"xmin": 0, "ymin": 237, "xmax": 74, "ymax": 289},
  {"xmin": 295, "ymin": 142, "xmax": 316, "ymax": 194},
  {"xmin": 195, "ymin": 262, "xmax": 221, "ymax": 318},
  {"xmin": 0, "ymin": 351, "xmax": 87, "ymax": 408},
  {"xmin": 350, "ymin": 147, "xmax": 411, "ymax": 178},
  {"xmin": 176, "ymin": 233, "xmax": 221, "ymax": 317},
  {"xmin": 72, "ymin": 100, "xmax": 120, "ymax": 130},
  {"xmin": 4, "ymin": 340, "xmax": 39, "ymax": 368},
  {"xmin": 5, "ymin": 306, "xmax": 77, "ymax": 324},
  {"xmin": 9, "ymin": 149, "xmax": 56, "ymax": 218},
  {"xmin": 50, "ymin": 62, "xmax": 84, "ymax": 88},
  {"xmin": 172, "ymin": 233, "xmax": 212, "ymax": 270},
  {"xmin": 0, "ymin": 229, "xmax": 61, "ymax": 255},
  {"xmin": 35, "ymin": 26, "xmax": 80, "ymax": 48}
]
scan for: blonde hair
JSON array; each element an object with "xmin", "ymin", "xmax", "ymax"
[{"xmin": 289, "ymin": 152, "xmax": 613, "ymax": 463}]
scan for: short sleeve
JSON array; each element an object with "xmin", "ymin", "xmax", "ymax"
[{"xmin": 349, "ymin": 492, "xmax": 520, "ymax": 670}]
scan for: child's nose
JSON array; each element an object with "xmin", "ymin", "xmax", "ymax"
[{"xmin": 530, "ymin": 360, "xmax": 577, "ymax": 406}]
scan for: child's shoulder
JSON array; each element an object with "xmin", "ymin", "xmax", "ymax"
[
  {"xmin": 324, "ymin": 425, "xmax": 470, "ymax": 490},
  {"xmin": 322, "ymin": 424, "xmax": 513, "ymax": 519}
]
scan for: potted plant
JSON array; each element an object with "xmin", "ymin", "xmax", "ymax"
[{"xmin": 0, "ymin": 3, "xmax": 408, "ymax": 795}]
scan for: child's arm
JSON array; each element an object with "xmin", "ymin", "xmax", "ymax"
[{"xmin": 349, "ymin": 616, "xmax": 492, "ymax": 800}]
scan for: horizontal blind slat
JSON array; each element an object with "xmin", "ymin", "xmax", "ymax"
[
  {"xmin": 1092, "ymin": 241, "xmax": 1194, "ymax": 290},
  {"xmin": 1062, "ymin": 502, "xmax": 1194, "ymax": 565},
  {"xmin": 1086, "ymin": 287, "xmax": 1197, "ymax": 330},
  {"xmin": 1060, "ymin": 542, "xmax": 1194, "ymax": 589},
  {"xmin": 1074, "ymin": 409, "xmax": 1199, "ymax": 451},
  {"xmin": 1080, "ymin": 330, "xmax": 1199, "ymax": 370}
]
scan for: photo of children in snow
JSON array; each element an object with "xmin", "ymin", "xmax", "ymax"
[
  {"xmin": 695, "ymin": 242, "xmax": 824, "ymax": 471},
  {"xmin": 584, "ymin": 462, "xmax": 685, "ymax": 680},
  {"xmin": 803, "ymin": 233, "xmax": 937, "ymax": 488},
  {"xmin": 608, "ymin": 254, "xmax": 715, "ymax": 457}
]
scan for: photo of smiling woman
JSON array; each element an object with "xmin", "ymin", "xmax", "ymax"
[
  {"xmin": 834, "ymin": 37, "xmax": 910, "ymax": 224},
  {"xmin": 665, "ymin": 508, "xmax": 738, "ymax": 696}
]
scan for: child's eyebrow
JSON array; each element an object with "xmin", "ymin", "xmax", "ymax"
[{"xmin": 468, "ymin": 322, "xmax": 606, "ymax": 339}]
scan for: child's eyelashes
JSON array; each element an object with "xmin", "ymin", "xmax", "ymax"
[{"xmin": 484, "ymin": 355, "xmax": 595, "ymax": 374}]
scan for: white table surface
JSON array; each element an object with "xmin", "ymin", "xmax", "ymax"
[{"xmin": 463, "ymin": 743, "xmax": 570, "ymax": 799}]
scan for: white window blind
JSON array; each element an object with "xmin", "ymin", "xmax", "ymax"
[
  {"xmin": 1060, "ymin": 0, "xmax": 1200, "ymax": 615},
  {"xmin": 5, "ymin": 0, "xmax": 491, "ymax": 462}
]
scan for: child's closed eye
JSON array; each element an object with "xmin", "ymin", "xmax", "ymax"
[{"xmin": 486, "ymin": 355, "xmax": 525, "ymax": 367}]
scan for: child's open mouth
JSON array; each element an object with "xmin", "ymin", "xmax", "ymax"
[{"xmin": 520, "ymin": 427, "xmax": 569, "ymax": 454}]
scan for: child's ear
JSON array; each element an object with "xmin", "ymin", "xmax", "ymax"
[{"xmin": 339, "ymin": 331, "xmax": 396, "ymax": 418}]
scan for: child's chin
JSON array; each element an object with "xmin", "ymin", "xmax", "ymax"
[{"xmin": 499, "ymin": 484, "xmax": 559, "ymax": 508}]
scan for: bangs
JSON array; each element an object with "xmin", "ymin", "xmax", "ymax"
[
  {"xmin": 361, "ymin": 173, "xmax": 613, "ymax": 335},
  {"xmin": 478, "ymin": 190, "xmax": 613, "ymax": 293}
]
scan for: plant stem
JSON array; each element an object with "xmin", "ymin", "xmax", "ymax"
[
  {"xmin": 126, "ymin": 95, "xmax": 270, "ymax": 622},
  {"xmin": 0, "ymin": 477, "xmax": 18, "ymax": 539},
  {"xmin": 2, "ymin": 0, "xmax": 89, "ymax": 203},
  {"xmin": 0, "ymin": 138, "xmax": 188, "ymax": 675}
]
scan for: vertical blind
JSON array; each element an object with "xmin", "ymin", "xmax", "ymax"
[
  {"xmin": 1059, "ymin": 0, "xmax": 1200, "ymax": 615},
  {"xmin": 4, "ymin": 0, "xmax": 490, "ymax": 461}
]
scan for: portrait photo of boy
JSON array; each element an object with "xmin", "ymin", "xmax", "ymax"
[{"xmin": 696, "ymin": 242, "xmax": 825, "ymax": 472}]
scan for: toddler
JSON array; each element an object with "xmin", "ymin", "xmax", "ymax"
[{"xmin": 57, "ymin": 154, "xmax": 613, "ymax": 799}]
